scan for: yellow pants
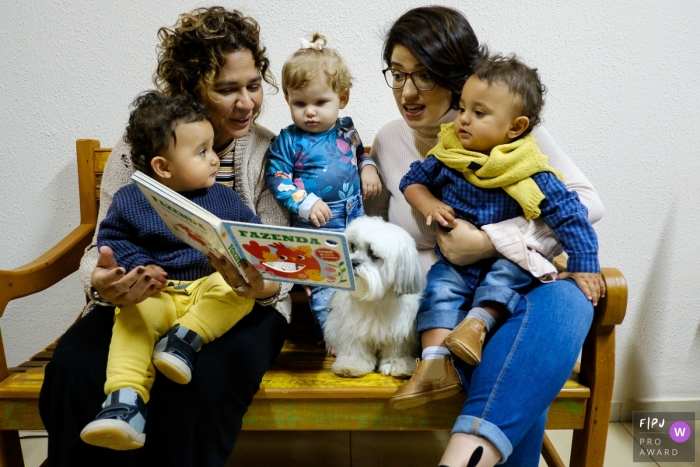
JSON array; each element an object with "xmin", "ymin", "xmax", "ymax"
[{"xmin": 105, "ymin": 272, "xmax": 254, "ymax": 402}]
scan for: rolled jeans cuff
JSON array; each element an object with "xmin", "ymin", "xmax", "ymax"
[
  {"xmin": 416, "ymin": 307, "xmax": 466, "ymax": 334},
  {"xmin": 472, "ymin": 286, "xmax": 522, "ymax": 315},
  {"xmin": 452, "ymin": 415, "xmax": 513, "ymax": 464}
]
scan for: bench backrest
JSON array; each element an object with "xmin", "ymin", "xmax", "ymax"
[{"xmin": 76, "ymin": 139, "xmax": 110, "ymax": 226}]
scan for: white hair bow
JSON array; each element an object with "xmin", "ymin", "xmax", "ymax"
[{"xmin": 299, "ymin": 38, "xmax": 323, "ymax": 51}]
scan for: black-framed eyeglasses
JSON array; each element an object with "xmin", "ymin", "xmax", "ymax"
[{"xmin": 382, "ymin": 68, "xmax": 436, "ymax": 91}]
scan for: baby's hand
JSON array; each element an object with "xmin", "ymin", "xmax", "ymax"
[
  {"xmin": 309, "ymin": 200, "xmax": 332, "ymax": 227},
  {"xmin": 559, "ymin": 272, "xmax": 606, "ymax": 306},
  {"xmin": 423, "ymin": 200, "xmax": 456, "ymax": 227},
  {"xmin": 360, "ymin": 165, "xmax": 382, "ymax": 199}
]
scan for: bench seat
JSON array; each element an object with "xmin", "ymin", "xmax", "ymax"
[{"xmin": 0, "ymin": 321, "xmax": 590, "ymax": 434}]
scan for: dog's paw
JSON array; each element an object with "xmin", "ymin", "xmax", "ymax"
[
  {"xmin": 332, "ymin": 356, "xmax": 375, "ymax": 378},
  {"xmin": 378, "ymin": 357, "xmax": 417, "ymax": 378}
]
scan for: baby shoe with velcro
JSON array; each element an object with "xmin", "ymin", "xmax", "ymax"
[
  {"xmin": 152, "ymin": 324, "xmax": 203, "ymax": 384},
  {"xmin": 80, "ymin": 387, "xmax": 147, "ymax": 450}
]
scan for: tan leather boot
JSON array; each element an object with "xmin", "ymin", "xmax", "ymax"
[
  {"xmin": 445, "ymin": 317, "xmax": 487, "ymax": 366},
  {"xmin": 390, "ymin": 356, "xmax": 462, "ymax": 410}
]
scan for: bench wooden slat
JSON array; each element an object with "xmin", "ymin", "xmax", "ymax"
[
  {"xmin": 0, "ymin": 374, "xmax": 588, "ymax": 400},
  {"xmin": 27, "ymin": 352, "xmax": 52, "ymax": 362},
  {"xmin": 0, "ymin": 375, "xmax": 589, "ymax": 432},
  {"xmin": 94, "ymin": 147, "xmax": 110, "ymax": 202},
  {"xmin": 0, "ymin": 399, "xmax": 45, "ymax": 431},
  {"xmin": 0, "ymin": 373, "xmax": 44, "ymax": 400}
]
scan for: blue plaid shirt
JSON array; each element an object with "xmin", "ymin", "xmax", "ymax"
[{"xmin": 400, "ymin": 156, "xmax": 599, "ymax": 289}]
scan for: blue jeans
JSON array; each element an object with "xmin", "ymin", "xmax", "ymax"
[
  {"xmin": 416, "ymin": 259, "xmax": 477, "ymax": 333},
  {"xmin": 448, "ymin": 279, "xmax": 592, "ymax": 465},
  {"xmin": 473, "ymin": 258, "xmax": 536, "ymax": 314},
  {"xmin": 293, "ymin": 193, "xmax": 365, "ymax": 337},
  {"xmin": 417, "ymin": 259, "xmax": 535, "ymax": 334}
]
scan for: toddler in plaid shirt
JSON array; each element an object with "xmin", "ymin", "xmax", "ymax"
[{"xmin": 400, "ymin": 51, "xmax": 604, "ymax": 368}]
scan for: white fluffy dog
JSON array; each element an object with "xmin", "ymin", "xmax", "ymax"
[{"xmin": 324, "ymin": 216, "xmax": 425, "ymax": 378}]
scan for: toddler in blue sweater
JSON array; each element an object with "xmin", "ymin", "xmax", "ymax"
[{"xmin": 80, "ymin": 92, "xmax": 261, "ymax": 450}]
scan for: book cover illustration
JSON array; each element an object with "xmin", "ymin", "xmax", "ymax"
[
  {"xmin": 224, "ymin": 223, "xmax": 355, "ymax": 290},
  {"xmin": 131, "ymin": 171, "xmax": 354, "ymax": 289}
]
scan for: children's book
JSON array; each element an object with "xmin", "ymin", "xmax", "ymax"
[{"xmin": 131, "ymin": 171, "xmax": 355, "ymax": 290}]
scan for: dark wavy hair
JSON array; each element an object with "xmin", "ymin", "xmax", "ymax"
[
  {"xmin": 125, "ymin": 91, "xmax": 209, "ymax": 175},
  {"xmin": 472, "ymin": 49, "xmax": 546, "ymax": 134},
  {"xmin": 154, "ymin": 6, "xmax": 276, "ymax": 99},
  {"xmin": 383, "ymin": 6, "xmax": 480, "ymax": 109}
]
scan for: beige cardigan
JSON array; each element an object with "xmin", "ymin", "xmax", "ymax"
[{"xmin": 79, "ymin": 124, "xmax": 293, "ymax": 322}]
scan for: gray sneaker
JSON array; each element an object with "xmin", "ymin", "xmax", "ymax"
[
  {"xmin": 80, "ymin": 387, "xmax": 147, "ymax": 450},
  {"xmin": 152, "ymin": 324, "xmax": 203, "ymax": 384}
]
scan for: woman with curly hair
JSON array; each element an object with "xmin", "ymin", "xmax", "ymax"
[{"xmin": 38, "ymin": 7, "xmax": 290, "ymax": 467}]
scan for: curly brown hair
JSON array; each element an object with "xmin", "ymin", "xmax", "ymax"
[
  {"xmin": 154, "ymin": 6, "xmax": 276, "ymax": 99},
  {"xmin": 125, "ymin": 91, "xmax": 209, "ymax": 175}
]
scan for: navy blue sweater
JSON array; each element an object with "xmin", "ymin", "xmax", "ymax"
[{"xmin": 98, "ymin": 183, "xmax": 261, "ymax": 281}]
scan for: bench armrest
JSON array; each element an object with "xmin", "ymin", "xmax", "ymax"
[
  {"xmin": 554, "ymin": 255, "xmax": 627, "ymax": 327},
  {"xmin": 595, "ymin": 268, "xmax": 627, "ymax": 326},
  {"xmin": 0, "ymin": 223, "xmax": 95, "ymax": 317}
]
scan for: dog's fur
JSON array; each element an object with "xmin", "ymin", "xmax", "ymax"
[{"xmin": 324, "ymin": 216, "xmax": 425, "ymax": 377}]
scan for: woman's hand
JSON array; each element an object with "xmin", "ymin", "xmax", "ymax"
[
  {"xmin": 91, "ymin": 246, "xmax": 167, "ymax": 305},
  {"xmin": 435, "ymin": 219, "xmax": 497, "ymax": 266},
  {"xmin": 207, "ymin": 255, "xmax": 281, "ymax": 300}
]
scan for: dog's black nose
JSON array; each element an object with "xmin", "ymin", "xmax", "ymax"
[{"xmin": 351, "ymin": 260, "xmax": 360, "ymax": 269}]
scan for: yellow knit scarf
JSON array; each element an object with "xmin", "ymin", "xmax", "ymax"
[{"xmin": 430, "ymin": 123, "xmax": 563, "ymax": 220}]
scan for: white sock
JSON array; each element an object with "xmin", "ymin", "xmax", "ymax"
[
  {"xmin": 466, "ymin": 307, "xmax": 498, "ymax": 333},
  {"xmin": 422, "ymin": 346, "xmax": 451, "ymax": 360}
]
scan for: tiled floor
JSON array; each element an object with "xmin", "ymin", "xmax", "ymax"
[
  {"xmin": 18, "ymin": 432, "xmax": 48, "ymax": 467},
  {"xmin": 19, "ymin": 422, "xmax": 699, "ymax": 466}
]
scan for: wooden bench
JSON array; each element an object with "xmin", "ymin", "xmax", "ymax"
[{"xmin": 0, "ymin": 139, "xmax": 627, "ymax": 467}]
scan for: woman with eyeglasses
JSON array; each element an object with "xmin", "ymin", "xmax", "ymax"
[{"xmin": 367, "ymin": 6, "xmax": 603, "ymax": 467}]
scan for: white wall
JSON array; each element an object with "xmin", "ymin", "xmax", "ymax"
[{"xmin": 1, "ymin": 0, "xmax": 699, "ymax": 408}]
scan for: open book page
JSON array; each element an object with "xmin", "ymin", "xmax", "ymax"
[
  {"xmin": 131, "ymin": 171, "xmax": 249, "ymax": 281},
  {"xmin": 131, "ymin": 171, "xmax": 354, "ymax": 289},
  {"xmin": 224, "ymin": 223, "xmax": 354, "ymax": 289}
]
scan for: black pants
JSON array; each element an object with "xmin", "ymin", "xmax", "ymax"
[{"xmin": 39, "ymin": 303, "xmax": 287, "ymax": 467}]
